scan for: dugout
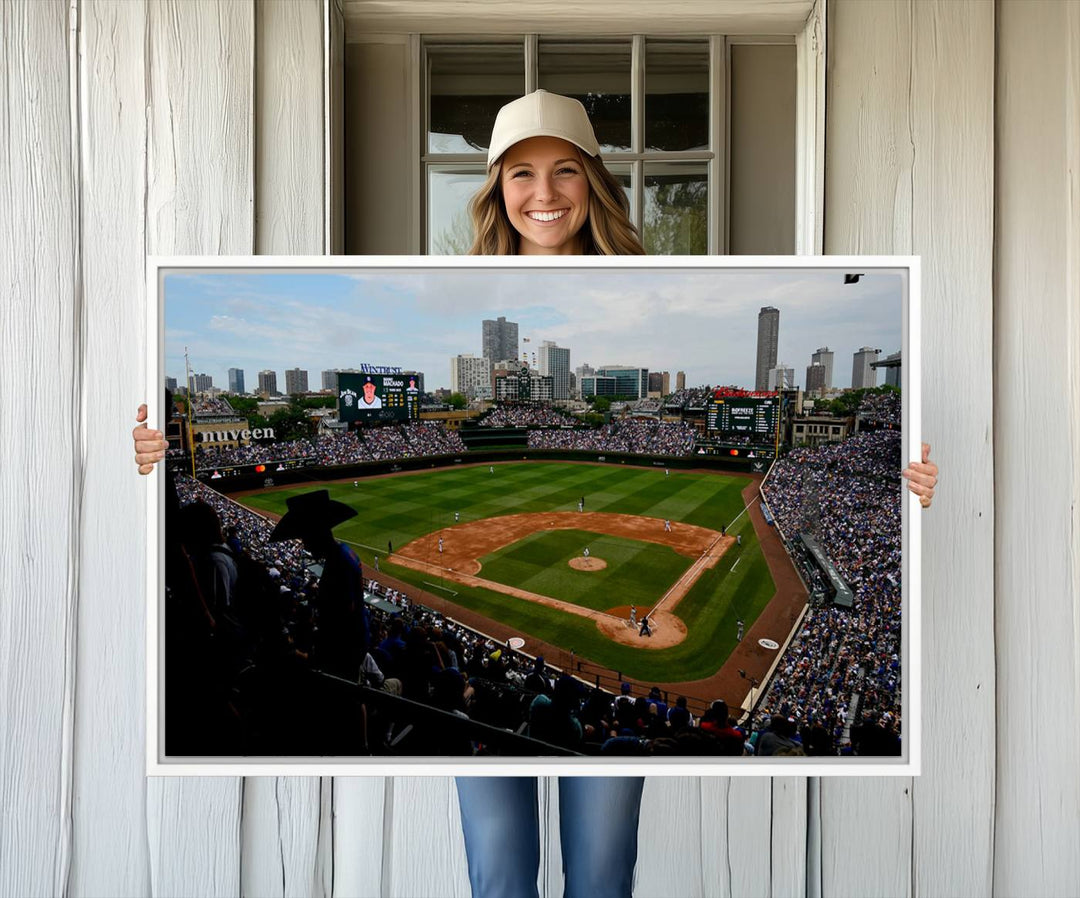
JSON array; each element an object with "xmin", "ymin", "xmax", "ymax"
[{"xmin": 798, "ymin": 533, "xmax": 855, "ymax": 607}]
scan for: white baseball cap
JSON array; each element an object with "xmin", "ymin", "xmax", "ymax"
[{"xmin": 486, "ymin": 90, "xmax": 601, "ymax": 168}]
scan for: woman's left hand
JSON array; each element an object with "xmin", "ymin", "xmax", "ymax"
[{"xmin": 902, "ymin": 442, "xmax": 938, "ymax": 508}]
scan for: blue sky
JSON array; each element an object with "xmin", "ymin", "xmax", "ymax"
[{"xmin": 164, "ymin": 267, "xmax": 904, "ymax": 393}]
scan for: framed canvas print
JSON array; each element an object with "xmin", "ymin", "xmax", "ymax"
[{"xmin": 146, "ymin": 255, "xmax": 920, "ymax": 776}]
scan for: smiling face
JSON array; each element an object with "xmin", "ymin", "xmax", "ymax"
[{"xmin": 499, "ymin": 136, "xmax": 590, "ymax": 255}]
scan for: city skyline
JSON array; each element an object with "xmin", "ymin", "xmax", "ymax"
[{"xmin": 164, "ymin": 269, "xmax": 904, "ymax": 395}]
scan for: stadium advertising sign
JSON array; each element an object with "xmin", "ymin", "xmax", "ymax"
[
  {"xmin": 153, "ymin": 256, "xmax": 920, "ymax": 777},
  {"xmin": 338, "ymin": 371, "xmax": 420, "ymax": 423},
  {"xmin": 196, "ymin": 426, "xmax": 275, "ymax": 443}
]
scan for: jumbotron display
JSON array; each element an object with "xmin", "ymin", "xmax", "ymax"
[
  {"xmin": 707, "ymin": 396, "xmax": 777, "ymax": 438},
  {"xmin": 337, "ymin": 372, "xmax": 420, "ymax": 423}
]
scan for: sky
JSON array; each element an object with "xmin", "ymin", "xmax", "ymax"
[{"xmin": 164, "ymin": 267, "xmax": 904, "ymax": 394}]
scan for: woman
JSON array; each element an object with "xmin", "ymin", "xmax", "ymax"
[{"xmin": 133, "ymin": 90, "xmax": 938, "ymax": 898}]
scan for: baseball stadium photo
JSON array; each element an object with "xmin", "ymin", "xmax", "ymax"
[{"xmin": 158, "ymin": 264, "xmax": 910, "ymax": 763}]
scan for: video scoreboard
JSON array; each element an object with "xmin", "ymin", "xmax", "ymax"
[
  {"xmin": 338, "ymin": 372, "xmax": 420, "ymax": 423},
  {"xmin": 707, "ymin": 396, "xmax": 777, "ymax": 439}
]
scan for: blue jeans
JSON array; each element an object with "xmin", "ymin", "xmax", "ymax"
[{"xmin": 455, "ymin": 776, "xmax": 645, "ymax": 898}]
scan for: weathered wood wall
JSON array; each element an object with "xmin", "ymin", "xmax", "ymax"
[{"xmin": 1, "ymin": 1, "xmax": 1077, "ymax": 896}]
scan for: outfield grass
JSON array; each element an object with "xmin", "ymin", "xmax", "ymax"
[
  {"xmin": 239, "ymin": 462, "xmax": 775, "ymax": 681},
  {"xmin": 479, "ymin": 528, "xmax": 693, "ymax": 613}
]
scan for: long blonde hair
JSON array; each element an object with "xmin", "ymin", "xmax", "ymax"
[{"xmin": 467, "ymin": 151, "xmax": 645, "ymax": 256}]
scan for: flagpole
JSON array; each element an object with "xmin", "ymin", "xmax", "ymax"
[{"xmin": 185, "ymin": 347, "xmax": 196, "ymax": 478}]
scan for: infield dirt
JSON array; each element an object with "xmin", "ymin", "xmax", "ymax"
[{"xmin": 389, "ymin": 510, "xmax": 732, "ymax": 650}]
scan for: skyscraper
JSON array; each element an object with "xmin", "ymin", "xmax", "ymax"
[
  {"xmin": 811, "ymin": 346, "xmax": 834, "ymax": 389},
  {"xmin": 258, "ymin": 370, "xmax": 278, "ymax": 396},
  {"xmin": 165, "ymin": 376, "xmax": 177, "ymax": 392},
  {"xmin": 482, "ymin": 316, "xmax": 519, "ymax": 365},
  {"xmin": 192, "ymin": 372, "xmax": 213, "ymax": 393},
  {"xmin": 661, "ymin": 371, "xmax": 671, "ymax": 395},
  {"xmin": 596, "ymin": 366, "xmax": 649, "ymax": 399},
  {"xmin": 450, "ymin": 354, "xmax": 493, "ymax": 400},
  {"xmin": 228, "ymin": 368, "xmax": 245, "ymax": 394},
  {"xmin": 539, "ymin": 341, "xmax": 571, "ymax": 400},
  {"xmin": 755, "ymin": 306, "xmax": 780, "ymax": 391},
  {"xmin": 768, "ymin": 364, "xmax": 795, "ymax": 391},
  {"xmin": 676, "ymin": 371, "xmax": 686, "ymax": 391},
  {"xmin": 806, "ymin": 361, "xmax": 827, "ymax": 394},
  {"xmin": 851, "ymin": 347, "xmax": 880, "ymax": 389},
  {"xmin": 285, "ymin": 368, "xmax": 309, "ymax": 395}
]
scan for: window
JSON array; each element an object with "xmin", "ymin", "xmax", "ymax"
[{"xmin": 422, "ymin": 36, "xmax": 795, "ymax": 255}]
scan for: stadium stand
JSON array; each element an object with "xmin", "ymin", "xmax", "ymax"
[{"xmin": 758, "ymin": 429, "xmax": 903, "ymax": 754}]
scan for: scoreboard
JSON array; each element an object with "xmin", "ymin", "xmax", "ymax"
[
  {"xmin": 707, "ymin": 397, "xmax": 777, "ymax": 439},
  {"xmin": 338, "ymin": 372, "xmax": 420, "ymax": 423}
]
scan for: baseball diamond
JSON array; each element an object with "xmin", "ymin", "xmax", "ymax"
[{"xmin": 237, "ymin": 461, "xmax": 806, "ymax": 700}]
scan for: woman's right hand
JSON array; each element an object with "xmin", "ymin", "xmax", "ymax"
[{"xmin": 133, "ymin": 403, "xmax": 168, "ymax": 474}]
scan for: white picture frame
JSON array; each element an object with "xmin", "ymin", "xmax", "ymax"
[{"xmin": 146, "ymin": 254, "xmax": 921, "ymax": 777}]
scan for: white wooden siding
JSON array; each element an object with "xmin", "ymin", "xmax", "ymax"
[
  {"xmin": 1, "ymin": 2, "xmax": 1077, "ymax": 897},
  {"xmin": 824, "ymin": 3, "xmax": 997, "ymax": 898}
]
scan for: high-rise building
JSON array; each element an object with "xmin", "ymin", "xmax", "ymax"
[
  {"xmin": 228, "ymin": 368, "xmax": 245, "ymax": 394},
  {"xmin": 538, "ymin": 341, "xmax": 571, "ymax": 400},
  {"xmin": 755, "ymin": 306, "xmax": 780, "ymax": 391},
  {"xmin": 811, "ymin": 347, "xmax": 834, "ymax": 389},
  {"xmin": 597, "ymin": 366, "xmax": 649, "ymax": 399},
  {"xmin": 482, "ymin": 316, "xmax": 519, "ymax": 366},
  {"xmin": 805, "ymin": 361, "xmax": 827, "ymax": 393},
  {"xmin": 165, "ymin": 376, "xmax": 177, "ymax": 392},
  {"xmin": 285, "ymin": 368, "xmax": 309, "ymax": 395},
  {"xmin": 676, "ymin": 370, "xmax": 686, "ymax": 391},
  {"xmin": 661, "ymin": 371, "xmax": 671, "ymax": 395},
  {"xmin": 581, "ymin": 376, "xmax": 618, "ymax": 398},
  {"xmin": 768, "ymin": 364, "xmax": 795, "ymax": 391},
  {"xmin": 192, "ymin": 372, "xmax": 213, "ymax": 393},
  {"xmin": 852, "ymin": 347, "xmax": 880, "ymax": 389},
  {"xmin": 883, "ymin": 351, "xmax": 901, "ymax": 387},
  {"xmin": 450, "ymin": 354, "xmax": 493, "ymax": 400},
  {"xmin": 648, "ymin": 372, "xmax": 664, "ymax": 395},
  {"xmin": 258, "ymin": 370, "xmax": 278, "ymax": 396}
]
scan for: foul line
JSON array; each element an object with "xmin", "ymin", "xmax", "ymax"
[
  {"xmin": 725, "ymin": 495, "xmax": 759, "ymax": 532},
  {"xmin": 424, "ymin": 581, "xmax": 458, "ymax": 596},
  {"xmin": 731, "ymin": 555, "xmax": 743, "ymax": 573}
]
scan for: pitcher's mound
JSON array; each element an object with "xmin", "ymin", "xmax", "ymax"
[{"xmin": 569, "ymin": 557, "xmax": 607, "ymax": 571}]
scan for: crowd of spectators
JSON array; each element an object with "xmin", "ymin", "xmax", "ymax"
[
  {"xmin": 662, "ymin": 386, "xmax": 714, "ymax": 411},
  {"xmin": 189, "ymin": 396, "xmax": 239, "ymax": 417},
  {"xmin": 187, "ymin": 423, "xmax": 466, "ymax": 471},
  {"xmin": 757, "ymin": 430, "xmax": 903, "ymax": 753},
  {"xmin": 856, "ymin": 391, "xmax": 901, "ymax": 429},
  {"xmin": 478, "ymin": 405, "xmax": 578, "ymax": 428},
  {"xmin": 527, "ymin": 419, "xmax": 696, "ymax": 456},
  {"xmin": 626, "ymin": 398, "xmax": 663, "ymax": 415}
]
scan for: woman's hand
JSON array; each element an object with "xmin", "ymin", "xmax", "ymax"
[
  {"xmin": 902, "ymin": 442, "xmax": 938, "ymax": 508},
  {"xmin": 133, "ymin": 403, "xmax": 168, "ymax": 474}
]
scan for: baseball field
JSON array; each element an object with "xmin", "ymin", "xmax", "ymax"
[{"xmin": 238, "ymin": 461, "xmax": 776, "ymax": 683}]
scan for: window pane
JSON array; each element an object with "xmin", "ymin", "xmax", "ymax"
[
  {"xmin": 645, "ymin": 40, "xmax": 709, "ymax": 152},
  {"xmin": 643, "ymin": 163, "xmax": 707, "ymax": 254},
  {"xmin": 428, "ymin": 44, "xmax": 524, "ymax": 154},
  {"xmin": 604, "ymin": 162, "xmax": 634, "ymax": 221},
  {"xmin": 538, "ymin": 40, "xmax": 632, "ymax": 153},
  {"xmin": 428, "ymin": 167, "xmax": 487, "ymax": 254}
]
